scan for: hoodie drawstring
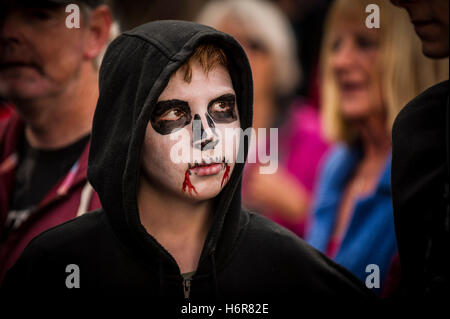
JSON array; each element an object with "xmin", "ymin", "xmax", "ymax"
[{"xmin": 157, "ymin": 253, "xmax": 219, "ymax": 299}]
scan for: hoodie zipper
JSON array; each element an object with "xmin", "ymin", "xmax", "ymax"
[{"xmin": 183, "ymin": 278, "xmax": 191, "ymax": 299}]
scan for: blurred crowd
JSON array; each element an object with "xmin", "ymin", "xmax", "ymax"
[{"xmin": 0, "ymin": 0, "xmax": 448, "ymax": 299}]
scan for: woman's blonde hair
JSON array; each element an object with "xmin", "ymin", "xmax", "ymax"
[{"xmin": 321, "ymin": 0, "xmax": 449, "ymax": 143}]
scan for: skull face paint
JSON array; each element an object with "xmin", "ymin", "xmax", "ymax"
[
  {"xmin": 207, "ymin": 94, "xmax": 238, "ymax": 123},
  {"xmin": 151, "ymin": 100, "xmax": 192, "ymax": 135},
  {"xmin": 141, "ymin": 61, "xmax": 240, "ymax": 201}
]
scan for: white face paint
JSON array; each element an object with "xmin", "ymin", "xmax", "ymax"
[{"xmin": 141, "ymin": 61, "xmax": 241, "ymax": 201}]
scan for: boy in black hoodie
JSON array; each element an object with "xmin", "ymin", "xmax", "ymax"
[{"xmin": 2, "ymin": 21, "xmax": 373, "ymax": 308}]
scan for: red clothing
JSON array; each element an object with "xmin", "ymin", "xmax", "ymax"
[{"xmin": 0, "ymin": 107, "xmax": 101, "ymax": 283}]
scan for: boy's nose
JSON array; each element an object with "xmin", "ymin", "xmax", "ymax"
[{"xmin": 192, "ymin": 114, "xmax": 218, "ymax": 150}]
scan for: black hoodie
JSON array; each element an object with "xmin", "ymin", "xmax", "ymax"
[
  {"xmin": 2, "ymin": 21, "xmax": 374, "ymax": 308},
  {"xmin": 391, "ymin": 80, "xmax": 450, "ymax": 297}
]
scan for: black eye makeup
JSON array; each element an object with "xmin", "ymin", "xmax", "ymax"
[
  {"xmin": 207, "ymin": 94, "xmax": 238, "ymax": 124},
  {"xmin": 151, "ymin": 100, "xmax": 192, "ymax": 135},
  {"xmin": 151, "ymin": 94, "xmax": 238, "ymax": 135}
]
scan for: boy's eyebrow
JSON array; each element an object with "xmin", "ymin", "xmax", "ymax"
[
  {"xmin": 208, "ymin": 94, "xmax": 236, "ymax": 108},
  {"xmin": 153, "ymin": 99, "xmax": 189, "ymax": 116}
]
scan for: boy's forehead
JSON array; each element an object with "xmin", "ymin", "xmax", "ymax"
[{"xmin": 157, "ymin": 62, "xmax": 235, "ymax": 102}]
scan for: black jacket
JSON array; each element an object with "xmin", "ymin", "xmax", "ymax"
[
  {"xmin": 2, "ymin": 21, "xmax": 373, "ymax": 307},
  {"xmin": 391, "ymin": 80, "xmax": 450, "ymax": 297}
]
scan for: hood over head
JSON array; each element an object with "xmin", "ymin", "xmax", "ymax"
[{"xmin": 87, "ymin": 20, "xmax": 253, "ymax": 277}]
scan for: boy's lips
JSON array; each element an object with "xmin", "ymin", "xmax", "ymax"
[
  {"xmin": 188, "ymin": 156, "xmax": 227, "ymax": 176},
  {"xmin": 190, "ymin": 163, "xmax": 224, "ymax": 176}
]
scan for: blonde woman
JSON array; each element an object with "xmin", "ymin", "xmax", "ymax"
[{"xmin": 306, "ymin": 0, "xmax": 448, "ymax": 295}]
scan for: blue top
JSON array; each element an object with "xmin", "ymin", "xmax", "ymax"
[{"xmin": 306, "ymin": 144, "xmax": 397, "ymax": 294}]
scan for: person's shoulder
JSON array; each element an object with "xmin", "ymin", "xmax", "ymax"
[
  {"xmin": 318, "ymin": 144, "xmax": 352, "ymax": 180},
  {"xmin": 243, "ymin": 211, "xmax": 329, "ymax": 260},
  {"xmin": 0, "ymin": 106, "xmax": 21, "ymax": 148},
  {"xmin": 410, "ymin": 80, "xmax": 449, "ymax": 106},
  {"xmin": 324, "ymin": 144, "xmax": 350, "ymax": 163},
  {"xmin": 1, "ymin": 209, "xmax": 108, "ymax": 292},
  {"xmin": 24, "ymin": 209, "xmax": 106, "ymax": 253},
  {"xmin": 412, "ymin": 80, "xmax": 449, "ymax": 103},
  {"xmin": 241, "ymin": 211, "xmax": 374, "ymax": 297},
  {"xmin": 394, "ymin": 80, "xmax": 449, "ymax": 129},
  {"xmin": 245, "ymin": 211, "xmax": 302, "ymax": 243}
]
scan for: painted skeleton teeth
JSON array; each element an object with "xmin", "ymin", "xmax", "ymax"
[{"xmin": 189, "ymin": 157, "xmax": 228, "ymax": 168}]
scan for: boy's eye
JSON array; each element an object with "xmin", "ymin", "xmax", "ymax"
[
  {"xmin": 151, "ymin": 101, "xmax": 192, "ymax": 135},
  {"xmin": 208, "ymin": 96, "xmax": 238, "ymax": 124},
  {"xmin": 210, "ymin": 101, "xmax": 232, "ymax": 113},
  {"xmin": 160, "ymin": 108, "xmax": 186, "ymax": 121}
]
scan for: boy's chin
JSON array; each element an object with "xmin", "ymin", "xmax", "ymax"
[{"xmin": 180, "ymin": 182, "xmax": 223, "ymax": 201}]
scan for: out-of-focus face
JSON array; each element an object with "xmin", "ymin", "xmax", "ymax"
[
  {"xmin": 391, "ymin": 0, "xmax": 449, "ymax": 58},
  {"xmin": 330, "ymin": 23, "xmax": 384, "ymax": 122},
  {"xmin": 140, "ymin": 61, "xmax": 241, "ymax": 201},
  {"xmin": 0, "ymin": 5, "xmax": 89, "ymax": 101},
  {"xmin": 216, "ymin": 18, "xmax": 275, "ymax": 99}
]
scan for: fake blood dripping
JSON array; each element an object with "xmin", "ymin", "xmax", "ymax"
[
  {"xmin": 221, "ymin": 163, "xmax": 230, "ymax": 187},
  {"xmin": 182, "ymin": 170, "xmax": 198, "ymax": 195},
  {"xmin": 182, "ymin": 160, "xmax": 230, "ymax": 194}
]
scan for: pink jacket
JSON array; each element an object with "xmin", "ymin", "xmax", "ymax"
[{"xmin": 242, "ymin": 102, "xmax": 329, "ymax": 238}]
